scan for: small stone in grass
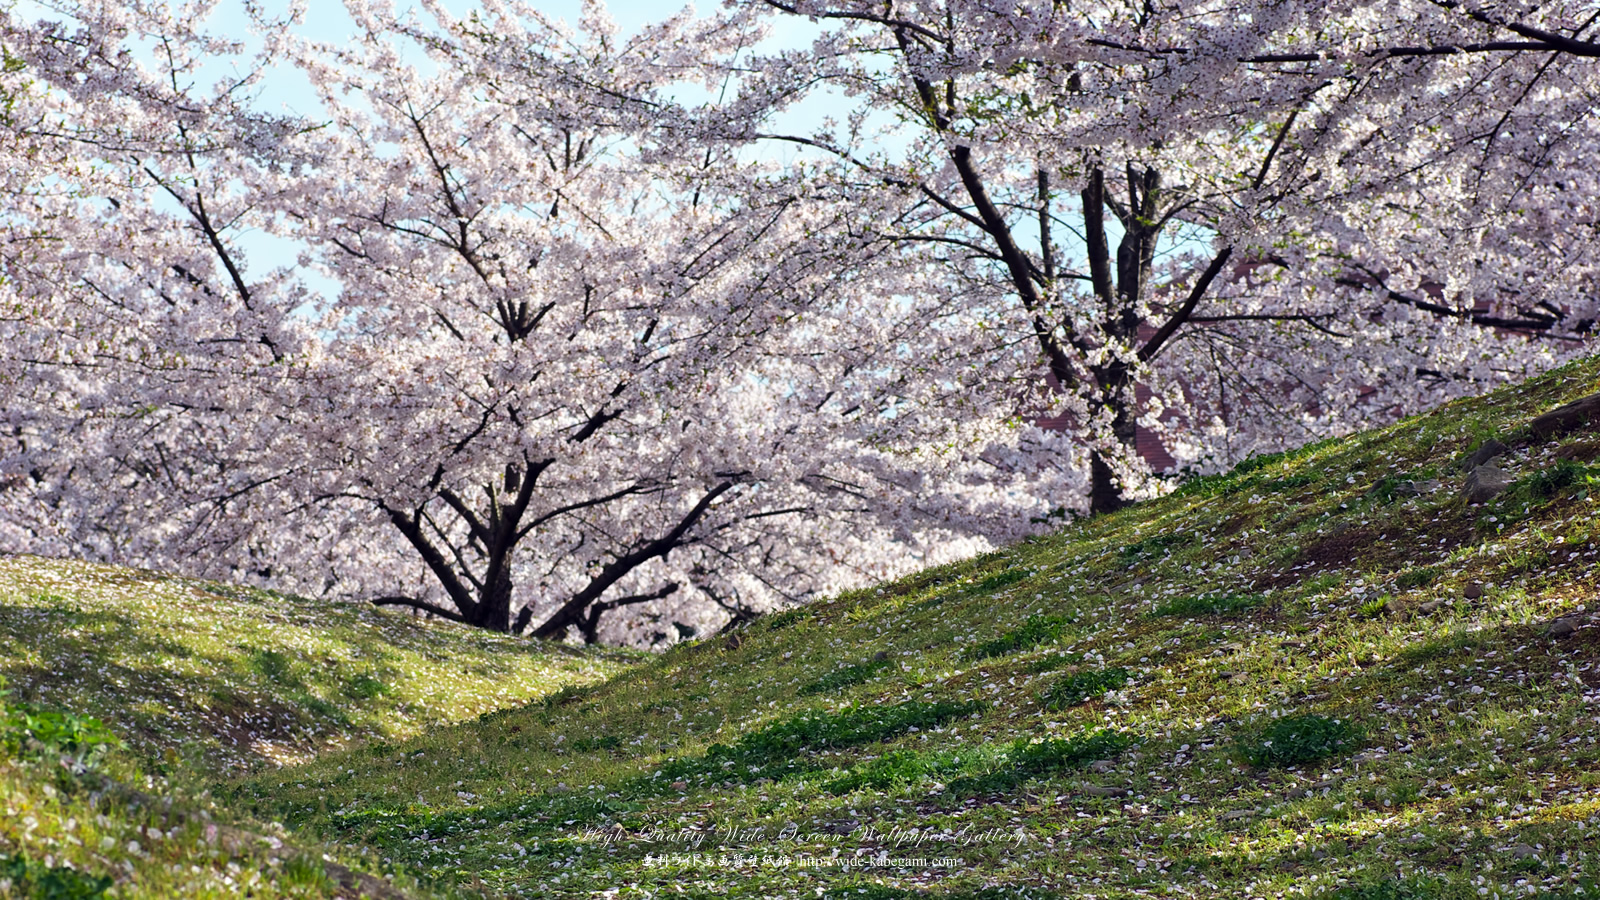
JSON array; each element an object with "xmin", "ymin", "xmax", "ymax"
[
  {"xmin": 1556, "ymin": 439, "xmax": 1600, "ymax": 462},
  {"xmin": 1465, "ymin": 439, "xmax": 1509, "ymax": 469},
  {"xmin": 1464, "ymin": 582, "xmax": 1486, "ymax": 599},
  {"xmin": 1545, "ymin": 617, "xmax": 1579, "ymax": 638},
  {"xmin": 1462, "ymin": 463, "xmax": 1510, "ymax": 503}
]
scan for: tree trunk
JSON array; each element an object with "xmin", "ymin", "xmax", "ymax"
[
  {"xmin": 1087, "ymin": 359, "xmax": 1138, "ymax": 516},
  {"xmin": 1081, "ymin": 166, "xmax": 1152, "ymax": 516},
  {"xmin": 477, "ymin": 561, "xmax": 515, "ymax": 633}
]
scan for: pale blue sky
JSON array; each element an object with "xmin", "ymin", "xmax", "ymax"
[
  {"xmin": 66, "ymin": 0, "xmax": 829, "ymax": 289},
  {"xmin": 206, "ymin": 0, "xmax": 719, "ymax": 118}
]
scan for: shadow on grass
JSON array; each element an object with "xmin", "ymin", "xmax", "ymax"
[
  {"xmin": 0, "ymin": 605, "xmax": 323, "ymax": 765},
  {"xmin": 0, "ymin": 602, "xmax": 448, "ymax": 771}
]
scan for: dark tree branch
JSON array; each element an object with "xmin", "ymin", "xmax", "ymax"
[
  {"xmin": 515, "ymin": 480, "xmax": 661, "ymax": 541},
  {"xmin": 437, "ymin": 486, "xmax": 491, "ymax": 545},
  {"xmin": 876, "ymin": 232, "xmax": 1005, "ymax": 260},
  {"xmin": 569, "ymin": 382, "xmax": 629, "ymax": 444},
  {"xmin": 371, "ymin": 595, "xmax": 472, "ymax": 625},
  {"xmin": 1186, "ymin": 312, "xmax": 1333, "ymax": 323},
  {"xmin": 1081, "ymin": 167, "xmax": 1115, "ymax": 311},
  {"xmin": 1335, "ymin": 271, "xmax": 1578, "ymax": 338},
  {"xmin": 1252, "ymin": 110, "xmax": 1300, "ymax": 190},
  {"xmin": 1429, "ymin": 0, "xmax": 1600, "ymax": 57},
  {"xmin": 756, "ymin": 0, "xmax": 947, "ymax": 42},
  {"xmin": 531, "ymin": 481, "xmax": 736, "ymax": 640},
  {"xmin": 950, "ymin": 145, "xmax": 1052, "ymax": 308},
  {"xmin": 579, "ymin": 582, "xmax": 681, "ymax": 643},
  {"xmin": 1082, "ymin": 36, "xmax": 1595, "ymax": 63},
  {"xmin": 381, "ymin": 505, "xmax": 481, "ymax": 621},
  {"xmin": 1137, "ymin": 245, "xmax": 1234, "ymax": 363}
]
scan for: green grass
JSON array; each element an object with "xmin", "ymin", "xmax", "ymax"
[
  {"xmin": 1023, "ymin": 651, "xmax": 1081, "ymax": 674},
  {"xmin": 1150, "ymin": 591, "xmax": 1266, "ymax": 617},
  {"xmin": 971, "ymin": 568, "xmax": 1032, "ymax": 593},
  {"xmin": 1394, "ymin": 566, "xmax": 1441, "ymax": 590},
  {"xmin": 1, "ymin": 851, "xmax": 113, "ymax": 899},
  {"xmin": 1356, "ymin": 595, "xmax": 1393, "ymax": 619},
  {"xmin": 1314, "ymin": 878, "xmax": 1443, "ymax": 900},
  {"xmin": 1488, "ymin": 458, "xmax": 1600, "ymax": 525},
  {"xmin": 0, "ymin": 556, "xmax": 633, "ymax": 774},
  {"xmin": 1117, "ymin": 531, "xmax": 1194, "ymax": 562},
  {"xmin": 6, "ymin": 353, "xmax": 1600, "ymax": 898},
  {"xmin": 822, "ymin": 747, "xmax": 966, "ymax": 795},
  {"xmin": 963, "ymin": 615, "xmax": 1071, "ymax": 659},
  {"xmin": 947, "ymin": 729, "xmax": 1135, "ymax": 795},
  {"xmin": 1038, "ymin": 666, "xmax": 1130, "ymax": 710},
  {"xmin": 658, "ymin": 700, "xmax": 982, "ymax": 785},
  {"xmin": 1, "ymin": 700, "xmax": 123, "ymax": 764},
  {"xmin": 1170, "ymin": 435, "xmax": 1341, "ymax": 498},
  {"xmin": 0, "ymin": 672, "xmax": 452, "ymax": 899},
  {"xmin": 0, "ymin": 556, "xmax": 632, "ymax": 898},
  {"xmin": 799, "ymin": 657, "xmax": 896, "ymax": 695},
  {"xmin": 1236, "ymin": 713, "xmax": 1364, "ymax": 767}
]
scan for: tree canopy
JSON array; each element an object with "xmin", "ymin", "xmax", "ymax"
[{"xmin": 1, "ymin": 0, "xmax": 1594, "ymax": 642}]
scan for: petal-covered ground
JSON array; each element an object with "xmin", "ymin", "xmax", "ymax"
[
  {"xmin": 7, "ymin": 354, "xmax": 1600, "ymax": 899},
  {"xmin": 0, "ymin": 558, "xmax": 633, "ymax": 774},
  {"xmin": 0, "ymin": 558, "xmax": 631, "ymax": 898}
]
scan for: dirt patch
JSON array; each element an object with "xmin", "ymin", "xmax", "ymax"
[
  {"xmin": 1216, "ymin": 513, "xmax": 1259, "ymax": 536},
  {"xmin": 194, "ymin": 691, "xmax": 316, "ymax": 758},
  {"xmin": 1304, "ymin": 527, "xmax": 1390, "ymax": 569},
  {"xmin": 1561, "ymin": 629, "xmax": 1600, "ymax": 687},
  {"xmin": 1256, "ymin": 508, "xmax": 1476, "ymax": 592},
  {"xmin": 1253, "ymin": 527, "xmax": 1388, "ymax": 590}
]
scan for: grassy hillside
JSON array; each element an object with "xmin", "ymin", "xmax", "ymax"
[
  {"xmin": 0, "ymin": 558, "xmax": 632, "ymax": 898},
  {"xmin": 5, "ymin": 354, "xmax": 1600, "ymax": 899},
  {"xmin": 220, "ymin": 355, "xmax": 1600, "ymax": 899},
  {"xmin": 0, "ymin": 557, "xmax": 635, "ymax": 775}
]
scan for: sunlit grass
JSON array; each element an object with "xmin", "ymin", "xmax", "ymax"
[
  {"xmin": 0, "ymin": 557, "xmax": 634, "ymax": 776},
  {"xmin": 4, "ymin": 354, "xmax": 1600, "ymax": 898}
]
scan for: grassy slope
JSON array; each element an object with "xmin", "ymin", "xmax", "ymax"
[
  {"xmin": 0, "ymin": 557, "xmax": 635, "ymax": 774},
  {"xmin": 3, "ymin": 356, "xmax": 1600, "ymax": 899},
  {"xmin": 0, "ymin": 558, "xmax": 633, "ymax": 898},
  {"xmin": 231, "ymin": 354, "xmax": 1600, "ymax": 900}
]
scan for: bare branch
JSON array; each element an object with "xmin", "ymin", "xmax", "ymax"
[{"xmin": 1137, "ymin": 246, "xmax": 1234, "ymax": 364}]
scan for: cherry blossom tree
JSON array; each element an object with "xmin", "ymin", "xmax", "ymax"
[
  {"xmin": 3, "ymin": 0, "xmax": 1597, "ymax": 644},
  {"xmin": 0, "ymin": 1, "xmax": 308, "ymax": 559},
  {"xmin": 725, "ymin": 0, "xmax": 1599, "ymax": 510},
  {"xmin": 0, "ymin": 0, "xmax": 1068, "ymax": 643}
]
